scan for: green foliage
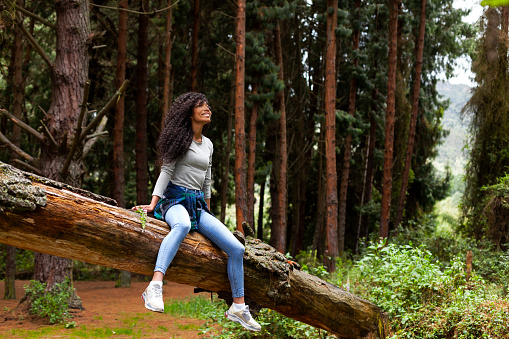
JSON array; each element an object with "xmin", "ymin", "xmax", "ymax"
[
  {"xmin": 347, "ymin": 239, "xmax": 509, "ymax": 338},
  {"xmin": 165, "ymin": 295, "xmax": 335, "ymax": 339},
  {"xmin": 24, "ymin": 279, "xmax": 75, "ymax": 325}
]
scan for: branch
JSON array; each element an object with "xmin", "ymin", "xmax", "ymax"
[
  {"xmin": 0, "ymin": 131, "xmax": 35, "ymax": 164},
  {"xmin": 40, "ymin": 120, "xmax": 58, "ymax": 149},
  {"xmin": 12, "ymin": 159, "xmax": 41, "ymax": 176},
  {"xmin": 83, "ymin": 116, "xmax": 108, "ymax": 158},
  {"xmin": 0, "ymin": 109, "xmax": 45, "ymax": 143},
  {"xmin": 16, "ymin": 18, "xmax": 53, "ymax": 69},
  {"xmin": 78, "ymin": 80, "xmax": 129, "ymax": 145},
  {"xmin": 14, "ymin": 4, "xmax": 56, "ymax": 29},
  {"xmin": 89, "ymin": 0, "xmax": 180, "ymax": 15},
  {"xmin": 61, "ymin": 81, "xmax": 91, "ymax": 177}
]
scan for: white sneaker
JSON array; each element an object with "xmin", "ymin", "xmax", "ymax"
[
  {"xmin": 141, "ymin": 284, "xmax": 164, "ymax": 312},
  {"xmin": 225, "ymin": 304, "xmax": 261, "ymax": 331}
]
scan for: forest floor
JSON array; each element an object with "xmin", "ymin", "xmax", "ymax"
[{"xmin": 0, "ymin": 280, "xmax": 218, "ymax": 338}]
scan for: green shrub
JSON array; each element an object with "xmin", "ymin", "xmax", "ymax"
[
  {"xmin": 351, "ymin": 240, "xmax": 509, "ymax": 338},
  {"xmin": 24, "ymin": 279, "xmax": 75, "ymax": 324}
]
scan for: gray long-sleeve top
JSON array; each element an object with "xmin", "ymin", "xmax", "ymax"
[{"xmin": 152, "ymin": 136, "xmax": 213, "ymax": 200}]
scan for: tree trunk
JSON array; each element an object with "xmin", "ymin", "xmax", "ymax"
[
  {"xmin": 35, "ymin": 0, "xmax": 90, "ymax": 305},
  {"xmin": 0, "ymin": 162, "xmax": 386, "ymax": 339},
  {"xmin": 115, "ymin": 0, "xmax": 130, "ymax": 286},
  {"xmin": 4, "ymin": 0, "xmax": 25, "ymax": 300},
  {"xmin": 394, "ymin": 0, "xmax": 427, "ymax": 228},
  {"xmin": 220, "ymin": 82, "xmax": 234, "ymax": 223},
  {"xmin": 247, "ymin": 84, "xmax": 258, "ymax": 229},
  {"xmin": 234, "ymin": 0, "xmax": 247, "ymax": 232},
  {"xmin": 191, "ymin": 0, "xmax": 199, "ymax": 91},
  {"xmin": 136, "ymin": 0, "xmax": 150, "ymax": 205},
  {"xmin": 161, "ymin": 0, "xmax": 174, "ymax": 124},
  {"xmin": 114, "ymin": 0, "xmax": 128, "ymax": 209},
  {"xmin": 4, "ymin": 245, "xmax": 16, "ymax": 299},
  {"xmin": 271, "ymin": 21, "xmax": 288, "ymax": 254},
  {"xmin": 257, "ymin": 179, "xmax": 266, "ymax": 241},
  {"xmin": 338, "ymin": 0, "xmax": 361, "ymax": 255},
  {"xmin": 324, "ymin": 0, "xmax": 339, "ymax": 271},
  {"xmin": 380, "ymin": 0, "xmax": 399, "ymax": 239}
]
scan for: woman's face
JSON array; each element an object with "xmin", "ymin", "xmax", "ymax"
[{"xmin": 191, "ymin": 101, "xmax": 212, "ymax": 126}]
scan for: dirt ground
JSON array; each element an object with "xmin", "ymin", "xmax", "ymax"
[{"xmin": 0, "ymin": 279, "xmax": 216, "ymax": 338}]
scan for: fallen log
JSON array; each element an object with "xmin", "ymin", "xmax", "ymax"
[{"xmin": 0, "ymin": 162, "xmax": 386, "ymax": 338}]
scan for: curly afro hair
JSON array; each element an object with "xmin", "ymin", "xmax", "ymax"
[{"xmin": 157, "ymin": 92, "xmax": 209, "ymax": 165}]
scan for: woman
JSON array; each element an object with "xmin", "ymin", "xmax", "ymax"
[{"xmin": 132, "ymin": 92, "xmax": 260, "ymax": 332}]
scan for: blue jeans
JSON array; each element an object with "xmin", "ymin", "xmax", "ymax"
[{"xmin": 154, "ymin": 204, "xmax": 245, "ymax": 298}]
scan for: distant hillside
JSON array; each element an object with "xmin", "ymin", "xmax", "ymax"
[{"xmin": 434, "ymin": 81, "xmax": 472, "ymax": 176}]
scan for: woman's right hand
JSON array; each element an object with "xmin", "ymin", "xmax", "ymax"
[
  {"xmin": 131, "ymin": 204, "xmax": 155, "ymax": 213},
  {"xmin": 132, "ymin": 195, "xmax": 160, "ymax": 213}
]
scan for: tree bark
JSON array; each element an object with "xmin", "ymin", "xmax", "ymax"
[
  {"xmin": 324, "ymin": 0, "xmax": 339, "ymax": 271},
  {"xmin": 338, "ymin": 0, "xmax": 361, "ymax": 254},
  {"xmin": 380, "ymin": 0, "xmax": 399, "ymax": 239},
  {"xmin": 234, "ymin": 0, "xmax": 247, "ymax": 232},
  {"xmin": 114, "ymin": 0, "xmax": 128, "ymax": 209},
  {"xmin": 247, "ymin": 84, "xmax": 258, "ymax": 229},
  {"xmin": 115, "ymin": 0, "xmax": 130, "ymax": 287},
  {"xmin": 4, "ymin": 245, "xmax": 16, "ymax": 299},
  {"xmin": 162, "ymin": 0, "xmax": 174, "ymax": 124},
  {"xmin": 257, "ymin": 179, "xmax": 266, "ymax": 241},
  {"xmin": 394, "ymin": 0, "xmax": 427, "ymax": 228},
  {"xmin": 271, "ymin": 21, "xmax": 288, "ymax": 254},
  {"xmin": 35, "ymin": 0, "xmax": 90, "ymax": 303},
  {"xmin": 220, "ymin": 83, "xmax": 234, "ymax": 223},
  {"xmin": 191, "ymin": 0, "xmax": 199, "ymax": 91},
  {"xmin": 4, "ymin": 0, "xmax": 25, "ymax": 300},
  {"xmin": 136, "ymin": 0, "xmax": 150, "ymax": 205},
  {"xmin": 0, "ymin": 162, "xmax": 386, "ymax": 339}
]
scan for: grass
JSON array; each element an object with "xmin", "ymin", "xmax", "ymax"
[{"xmin": 0, "ymin": 313, "xmax": 187, "ymax": 338}]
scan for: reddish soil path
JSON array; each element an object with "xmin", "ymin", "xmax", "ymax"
[{"xmin": 0, "ymin": 280, "xmax": 213, "ymax": 338}]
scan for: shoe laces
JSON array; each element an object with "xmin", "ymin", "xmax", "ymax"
[
  {"xmin": 242, "ymin": 305, "xmax": 252, "ymax": 321},
  {"xmin": 152, "ymin": 285, "xmax": 163, "ymax": 299}
]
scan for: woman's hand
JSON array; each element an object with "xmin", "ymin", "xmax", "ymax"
[
  {"xmin": 131, "ymin": 204, "xmax": 155, "ymax": 213},
  {"xmin": 132, "ymin": 195, "xmax": 160, "ymax": 213}
]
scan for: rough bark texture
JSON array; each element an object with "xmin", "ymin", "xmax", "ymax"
[
  {"xmin": 247, "ymin": 84, "xmax": 258, "ymax": 229},
  {"xmin": 115, "ymin": 1, "xmax": 129, "ymax": 285},
  {"xmin": 0, "ymin": 162, "xmax": 386, "ymax": 339},
  {"xmin": 338, "ymin": 0, "xmax": 361, "ymax": 254},
  {"xmin": 380, "ymin": 0, "xmax": 399, "ymax": 239},
  {"xmin": 4, "ymin": 245, "xmax": 16, "ymax": 299},
  {"xmin": 135, "ymin": 0, "xmax": 150, "ymax": 205},
  {"xmin": 234, "ymin": 0, "xmax": 247, "ymax": 232},
  {"xmin": 324, "ymin": 0, "xmax": 339, "ymax": 271},
  {"xmin": 394, "ymin": 0, "xmax": 426, "ymax": 228},
  {"xmin": 162, "ymin": 0, "xmax": 174, "ymax": 123},
  {"xmin": 271, "ymin": 22, "xmax": 287, "ymax": 253},
  {"xmin": 36, "ymin": 0, "xmax": 90, "ymax": 300},
  {"xmin": 191, "ymin": 0, "xmax": 199, "ymax": 91},
  {"xmin": 113, "ymin": 0, "xmax": 128, "ymax": 209}
]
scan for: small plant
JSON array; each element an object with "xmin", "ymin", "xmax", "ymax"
[
  {"xmin": 135, "ymin": 208, "xmax": 147, "ymax": 229},
  {"xmin": 24, "ymin": 278, "xmax": 75, "ymax": 324}
]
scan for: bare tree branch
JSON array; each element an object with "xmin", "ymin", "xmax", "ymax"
[
  {"xmin": 0, "ymin": 109, "xmax": 45, "ymax": 143},
  {"xmin": 0, "ymin": 131, "xmax": 35, "ymax": 164},
  {"xmin": 83, "ymin": 117, "xmax": 108, "ymax": 157},
  {"xmin": 78, "ymin": 80, "xmax": 129, "ymax": 145},
  {"xmin": 61, "ymin": 81, "xmax": 91, "ymax": 177},
  {"xmin": 12, "ymin": 159, "xmax": 41, "ymax": 175},
  {"xmin": 13, "ymin": 3, "xmax": 56, "ymax": 29},
  {"xmin": 40, "ymin": 120, "xmax": 58, "ymax": 149},
  {"xmin": 16, "ymin": 18, "xmax": 53, "ymax": 69},
  {"xmin": 89, "ymin": 0, "xmax": 180, "ymax": 15}
]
